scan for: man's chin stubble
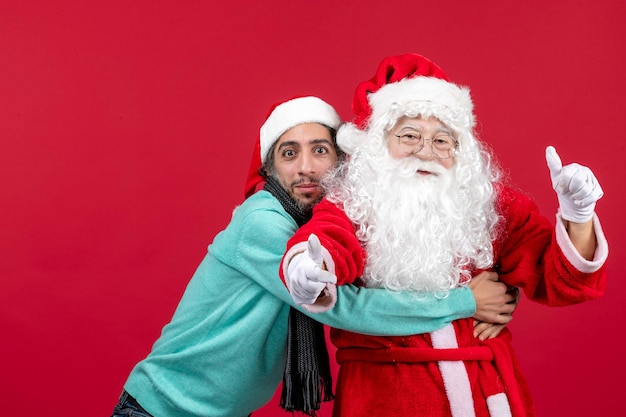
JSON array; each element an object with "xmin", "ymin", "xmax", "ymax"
[{"xmin": 293, "ymin": 192, "xmax": 320, "ymax": 212}]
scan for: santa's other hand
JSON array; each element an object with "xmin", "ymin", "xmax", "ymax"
[{"xmin": 545, "ymin": 146, "xmax": 603, "ymax": 223}]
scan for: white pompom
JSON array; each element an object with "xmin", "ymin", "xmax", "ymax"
[{"xmin": 336, "ymin": 123, "xmax": 368, "ymax": 155}]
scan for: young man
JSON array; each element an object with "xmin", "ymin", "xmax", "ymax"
[
  {"xmin": 111, "ymin": 96, "xmax": 515, "ymax": 417},
  {"xmin": 281, "ymin": 55, "xmax": 608, "ymax": 417}
]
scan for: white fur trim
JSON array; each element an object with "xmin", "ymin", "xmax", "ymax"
[
  {"xmin": 431, "ymin": 323, "xmax": 459, "ymax": 348},
  {"xmin": 259, "ymin": 96, "xmax": 341, "ymax": 163},
  {"xmin": 282, "ymin": 242, "xmax": 308, "ymax": 288},
  {"xmin": 555, "ymin": 212, "xmax": 608, "ymax": 273},
  {"xmin": 486, "ymin": 393, "xmax": 513, "ymax": 417},
  {"xmin": 336, "ymin": 122, "xmax": 368, "ymax": 155},
  {"xmin": 431, "ymin": 324, "xmax": 476, "ymax": 417},
  {"xmin": 368, "ymin": 76, "xmax": 474, "ymax": 132}
]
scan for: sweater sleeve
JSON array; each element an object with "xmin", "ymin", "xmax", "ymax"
[
  {"xmin": 314, "ymin": 284, "xmax": 476, "ymax": 336},
  {"xmin": 494, "ymin": 186, "xmax": 608, "ymax": 306}
]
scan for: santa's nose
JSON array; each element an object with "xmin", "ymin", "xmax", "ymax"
[{"xmin": 413, "ymin": 142, "xmax": 437, "ymax": 160}]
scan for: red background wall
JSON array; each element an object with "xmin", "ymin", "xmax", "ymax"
[{"xmin": 1, "ymin": 1, "xmax": 625, "ymax": 416}]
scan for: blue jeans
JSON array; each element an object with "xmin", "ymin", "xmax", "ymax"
[{"xmin": 111, "ymin": 391, "xmax": 153, "ymax": 417}]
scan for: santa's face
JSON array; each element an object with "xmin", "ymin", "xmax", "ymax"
[
  {"xmin": 325, "ymin": 115, "xmax": 497, "ymax": 293},
  {"xmin": 386, "ymin": 116, "xmax": 456, "ymax": 171},
  {"xmin": 271, "ymin": 123, "xmax": 338, "ymax": 210}
]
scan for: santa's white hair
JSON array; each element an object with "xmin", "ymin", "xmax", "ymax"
[{"xmin": 324, "ymin": 78, "xmax": 502, "ymax": 296}]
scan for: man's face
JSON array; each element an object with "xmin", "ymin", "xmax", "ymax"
[
  {"xmin": 386, "ymin": 115, "xmax": 456, "ymax": 171},
  {"xmin": 271, "ymin": 123, "xmax": 338, "ymax": 209}
]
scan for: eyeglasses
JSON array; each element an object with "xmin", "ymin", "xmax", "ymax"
[{"xmin": 393, "ymin": 132, "xmax": 458, "ymax": 159}]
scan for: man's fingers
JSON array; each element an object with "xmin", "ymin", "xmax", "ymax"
[
  {"xmin": 500, "ymin": 304, "xmax": 516, "ymax": 315},
  {"xmin": 493, "ymin": 313, "xmax": 513, "ymax": 324},
  {"xmin": 503, "ymin": 293, "xmax": 516, "ymax": 304},
  {"xmin": 474, "ymin": 321, "xmax": 509, "ymax": 340},
  {"xmin": 478, "ymin": 324, "xmax": 507, "ymax": 340},
  {"xmin": 482, "ymin": 271, "xmax": 498, "ymax": 282},
  {"xmin": 473, "ymin": 321, "xmax": 490, "ymax": 335}
]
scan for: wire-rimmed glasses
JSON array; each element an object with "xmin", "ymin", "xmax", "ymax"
[{"xmin": 393, "ymin": 132, "xmax": 458, "ymax": 159}]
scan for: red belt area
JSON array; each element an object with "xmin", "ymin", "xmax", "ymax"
[
  {"xmin": 336, "ymin": 341, "xmax": 528, "ymax": 417},
  {"xmin": 336, "ymin": 346, "xmax": 493, "ymax": 364}
]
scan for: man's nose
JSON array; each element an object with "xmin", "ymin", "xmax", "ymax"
[{"xmin": 298, "ymin": 153, "xmax": 316, "ymax": 174}]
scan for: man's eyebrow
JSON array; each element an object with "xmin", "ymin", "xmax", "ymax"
[
  {"xmin": 277, "ymin": 138, "xmax": 333, "ymax": 150},
  {"xmin": 277, "ymin": 140, "xmax": 301, "ymax": 150},
  {"xmin": 309, "ymin": 138, "xmax": 334, "ymax": 146}
]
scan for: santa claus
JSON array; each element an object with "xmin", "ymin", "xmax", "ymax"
[{"xmin": 280, "ymin": 54, "xmax": 608, "ymax": 417}]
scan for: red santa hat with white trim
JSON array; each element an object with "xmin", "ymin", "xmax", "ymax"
[
  {"xmin": 338, "ymin": 53, "xmax": 476, "ymax": 155},
  {"xmin": 244, "ymin": 96, "xmax": 342, "ymax": 198}
]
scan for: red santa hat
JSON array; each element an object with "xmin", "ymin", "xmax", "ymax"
[
  {"xmin": 339, "ymin": 53, "xmax": 475, "ymax": 155},
  {"xmin": 244, "ymin": 96, "xmax": 341, "ymax": 198}
]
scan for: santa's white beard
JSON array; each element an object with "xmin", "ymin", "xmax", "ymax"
[{"xmin": 326, "ymin": 144, "xmax": 498, "ymax": 295}]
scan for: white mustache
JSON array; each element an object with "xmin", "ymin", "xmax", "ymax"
[{"xmin": 393, "ymin": 158, "xmax": 447, "ymax": 177}]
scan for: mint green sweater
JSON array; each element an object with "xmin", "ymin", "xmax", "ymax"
[{"xmin": 124, "ymin": 191, "xmax": 475, "ymax": 417}]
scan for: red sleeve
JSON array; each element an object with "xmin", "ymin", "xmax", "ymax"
[
  {"xmin": 494, "ymin": 186, "xmax": 607, "ymax": 306},
  {"xmin": 280, "ymin": 198, "xmax": 365, "ymax": 286}
]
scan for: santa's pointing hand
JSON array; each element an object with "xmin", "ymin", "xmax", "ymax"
[
  {"xmin": 546, "ymin": 146, "xmax": 603, "ymax": 223},
  {"xmin": 286, "ymin": 234, "xmax": 337, "ymax": 305}
]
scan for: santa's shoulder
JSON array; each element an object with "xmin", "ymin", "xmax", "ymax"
[{"xmin": 494, "ymin": 183, "xmax": 539, "ymax": 217}]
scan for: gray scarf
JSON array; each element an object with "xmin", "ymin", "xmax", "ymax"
[{"xmin": 263, "ymin": 176, "xmax": 334, "ymax": 415}]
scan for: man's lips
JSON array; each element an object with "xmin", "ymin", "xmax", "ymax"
[{"xmin": 295, "ymin": 183, "xmax": 319, "ymax": 191}]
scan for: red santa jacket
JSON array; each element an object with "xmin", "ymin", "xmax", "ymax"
[{"xmin": 279, "ymin": 185, "xmax": 608, "ymax": 417}]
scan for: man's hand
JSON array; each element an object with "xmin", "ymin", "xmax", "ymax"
[
  {"xmin": 469, "ymin": 271, "xmax": 519, "ymax": 340},
  {"xmin": 473, "ymin": 320, "xmax": 510, "ymax": 341},
  {"xmin": 546, "ymin": 146, "xmax": 603, "ymax": 223},
  {"xmin": 469, "ymin": 271, "xmax": 516, "ymax": 324},
  {"xmin": 286, "ymin": 234, "xmax": 337, "ymax": 305}
]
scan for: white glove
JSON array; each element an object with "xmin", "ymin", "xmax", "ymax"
[
  {"xmin": 286, "ymin": 234, "xmax": 337, "ymax": 305},
  {"xmin": 546, "ymin": 146, "xmax": 603, "ymax": 223}
]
